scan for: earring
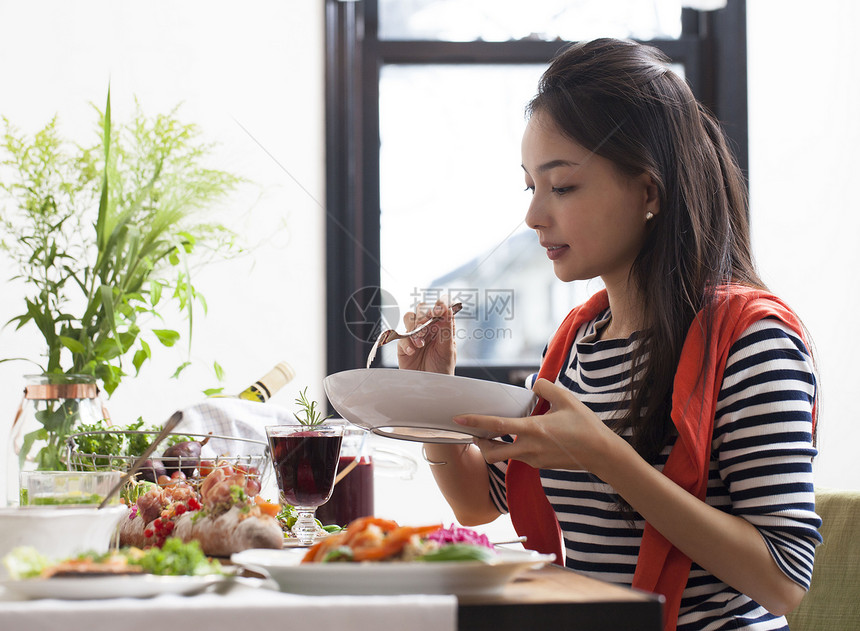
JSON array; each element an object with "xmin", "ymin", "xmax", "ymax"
[{"xmin": 645, "ymin": 211, "xmax": 654, "ymax": 221}]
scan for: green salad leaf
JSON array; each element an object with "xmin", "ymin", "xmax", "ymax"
[
  {"xmin": 2, "ymin": 547, "xmax": 51, "ymax": 579},
  {"xmin": 128, "ymin": 538, "xmax": 221, "ymax": 576},
  {"xmin": 276, "ymin": 502, "xmax": 343, "ymax": 535},
  {"xmin": 417, "ymin": 544, "xmax": 495, "ymax": 563}
]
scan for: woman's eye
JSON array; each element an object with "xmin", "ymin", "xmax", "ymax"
[
  {"xmin": 524, "ymin": 185, "xmax": 535, "ymax": 194},
  {"xmin": 551, "ymin": 186, "xmax": 573, "ymax": 195}
]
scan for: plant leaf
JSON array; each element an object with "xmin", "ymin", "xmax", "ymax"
[
  {"xmin": 95, "ymin": 86, "xmax": 111, "ymax": 251},
  {"xmin": 150, "ymin": 280, "xmax": 163, "ymax": 307},
  {"xmin": 152, "ymin": 328, "xmax": 180, "ymax": 347},
  {"xmin": 58, "ymin": 335, "xmax": 86, "ymax": 354},
  {"xmin": 170, "ymin": 361, "xmax": 191, "ymax": 379},
  {"xmin": 132, "ymin": 338, "xmax": 151, "ymax": 374}
]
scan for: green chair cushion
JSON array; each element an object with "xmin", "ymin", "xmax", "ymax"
[{"xmin": 786, "ymin": 488, "xmax": 860, "ymax": 631}]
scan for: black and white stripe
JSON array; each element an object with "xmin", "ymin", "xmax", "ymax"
[{"xmin": 489, "ymin": 312, "xmax": 821, "ymax": 630}]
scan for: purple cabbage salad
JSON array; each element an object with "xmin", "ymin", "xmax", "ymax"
[{"xmin": 427, "ymin": 525, "xmax": 493, "ymax": 548}]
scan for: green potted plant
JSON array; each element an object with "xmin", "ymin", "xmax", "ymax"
[{"xmin": 1, "ymin": 89, "xmax": 243, "ymax": 485}]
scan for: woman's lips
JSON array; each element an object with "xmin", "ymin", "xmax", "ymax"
[{"xmin": 544, "ymin": 244, "xmax": 569, "ymax": 261}]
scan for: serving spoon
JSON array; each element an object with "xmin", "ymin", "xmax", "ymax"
[
  {"xmin": 365, "ymin": 302, "xmax": 462, "ymax": 369},
  {"xmin": 98, "ymin": 411, "xmax": 184, "ymax": 509}
]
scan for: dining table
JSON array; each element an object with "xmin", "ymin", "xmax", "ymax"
[{"xmin": 0, "ymin": 562, "xmax": 663, "ymax": 631}]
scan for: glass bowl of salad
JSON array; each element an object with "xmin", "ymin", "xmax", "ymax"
[{"xmin": 18, "ymin": 471, "xmax": 121, "ymax": 507}]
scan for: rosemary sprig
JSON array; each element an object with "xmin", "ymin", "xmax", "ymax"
[{"xmin": 293, "ymin": 387, "xmax": 331, "ymax": 427}]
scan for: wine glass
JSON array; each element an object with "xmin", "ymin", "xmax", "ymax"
[{"xmin": 265, "ymin": 423, "xmax": 343, "ymax": 546}]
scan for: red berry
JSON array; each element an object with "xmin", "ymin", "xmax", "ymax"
[
  {"xmin": 174, "ymin": 504, "xmax": 187, "ymax": 515},
  {"xmin": 144, "ymin": 529, "xmax": 154, "ymax": 538},
  {"xmin": 244, "ymin": 478, "xmax": 262, "ymax": 497}
]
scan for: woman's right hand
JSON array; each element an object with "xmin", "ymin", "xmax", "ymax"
[{"xmin": 397, "ymin": 299, "xmax": 457, "ymax": 375}]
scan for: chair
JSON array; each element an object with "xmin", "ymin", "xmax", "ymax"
[{"xmin": 785, "ymin": 488, "xmax": 860, "ymax": 630}]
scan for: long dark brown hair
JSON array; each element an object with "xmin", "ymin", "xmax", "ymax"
[{"xmin": 527, "ymin": 38, "xmax": 767, "ymax": 465}]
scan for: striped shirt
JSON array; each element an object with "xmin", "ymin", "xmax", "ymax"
[{"xmin": 488, "ymin": 310, "xmax": 821, "ymax": 630}]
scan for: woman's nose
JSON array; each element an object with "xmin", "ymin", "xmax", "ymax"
[{"xmin": 524, "ymin": 194, "xmax": 546, "ymax": 230}]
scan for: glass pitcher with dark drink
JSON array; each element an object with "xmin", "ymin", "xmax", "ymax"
[{"xmin": 316, "ymin": 421, "xmax": 373, "ymax": 527}]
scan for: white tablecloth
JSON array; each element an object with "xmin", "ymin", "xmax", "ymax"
[{"xmin": 0, "ymin": 578, "xmax": 457, "ymax": 631}]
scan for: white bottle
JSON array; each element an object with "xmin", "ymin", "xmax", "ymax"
[{"xmin": 236, "ymin": 362, "xmax": 296, "ymax": 402}]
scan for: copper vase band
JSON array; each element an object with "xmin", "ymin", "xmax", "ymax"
[
  {"xmin": 12, "ymin": 383, "xmax": 110, "ymax": 432},
  {"xmin": 24, "ymin": 383, "xmax": 99, "ymax": 400}
]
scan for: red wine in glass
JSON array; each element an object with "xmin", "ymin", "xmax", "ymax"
[{"xmin": 266, "ymin": 424, "xmax": 343, "ymax": 545}]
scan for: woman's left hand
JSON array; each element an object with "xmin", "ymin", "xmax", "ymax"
[{"xmin": 453, "ymin": 378, "xmax": 623, "ymax": 475}]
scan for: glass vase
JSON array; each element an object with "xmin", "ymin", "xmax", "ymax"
[{"xmin": 5, "ymin": 374, "xmax": 107, "ymax": 505}]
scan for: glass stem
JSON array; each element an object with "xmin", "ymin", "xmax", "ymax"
[{"xmin": 292, "ymin": 508, "xmax": 320, "ymax": 546}]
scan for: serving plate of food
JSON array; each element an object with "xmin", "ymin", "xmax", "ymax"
[
  {"xmin": 323, "ymin": 369, "xmax": 537, "ymax": 443},
  {"xmin": 1, "ymin": 538, "xmax": 228, "ymax": 600},
  {"xmin": 0, "ymin": 573, "xmax": 227, "ymax": 600},
  {"xmin": 231, "ymin": 518, "xmax": 554, "ymax": 596}
]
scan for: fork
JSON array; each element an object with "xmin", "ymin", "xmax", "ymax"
[{"xmin": 365, "ymin": 302, "xmax": 462, "ymax": 369}]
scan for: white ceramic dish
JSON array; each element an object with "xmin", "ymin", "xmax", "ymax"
[
  {"xmin": 0, "ymin": 574, "xmax": 225, "ymax": 600},
  {"xmin": 231, "ymin": 547, "xmax": 554, "ymax": 596},
  {"xmin": 0, "ymin": 506, "xmax": 127, "ymax": 580},
  {"xmin": 323, "ymin": 369, "xmax": 537, "ymax": 443}
]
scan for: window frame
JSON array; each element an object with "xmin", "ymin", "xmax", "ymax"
[{"xmin": 325, "ymin": 0, "xmax": 748, "ymax": 384}]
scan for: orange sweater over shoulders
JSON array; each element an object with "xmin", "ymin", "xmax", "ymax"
[{"xmin": 506, "ymin": 285, "xmax": 812, "ymax": 631}]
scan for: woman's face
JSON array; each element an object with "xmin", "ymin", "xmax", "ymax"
[{"xmin": 522, "ymin": 111, "xmax": 657, "ymax": 287}]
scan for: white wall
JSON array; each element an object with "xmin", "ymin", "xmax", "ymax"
[
  {"xmin": 0, "ymin": 0, "xmax": 855, "ymax": 519},
  {"xmin": 0, "ymin": 0, "xmax": 486, "ymax": 535},
  {"xmin": 0, "ymin": 0, "xmax": 330, "ymax": 500},
  {"xmin": 747, "ymin": 0, "xmax": 860, "ymax": 490}
]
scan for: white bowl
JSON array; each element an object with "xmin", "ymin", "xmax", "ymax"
[
  {"xmin": 323, "ymin": 369, "xmax": 537, "ymax": 444},
  {"xmin": 0, "ymin": 505, "xmax": 127, "ymax": 578}
]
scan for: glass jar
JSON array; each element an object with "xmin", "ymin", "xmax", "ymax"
[
  {"xmin": 5, "ymin": 374, "xmax": 107, "ymax": 505},
  {"xmin": 316, "ymin": 420, "xmax": 374, "ymax": 527}
]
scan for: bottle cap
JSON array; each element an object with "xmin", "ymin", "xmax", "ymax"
[
  {"xmin": 254, "ymin": 361, "xmax": 295, "ymax": 400},
  {"xmin": 270, "ymin": 362, "xmax": 296, "ymax": 387}
]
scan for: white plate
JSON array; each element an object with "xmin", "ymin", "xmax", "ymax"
[
  {"xmin": 323, "ymin": 369, "xmax": 537, "ymax": 443},
  {"xmin": 0, "ymin": 574, "xmax": 225, "ymax": 600},
  {"xmin": 230, "ymin": 547, "xmax": 554, "ymax": 596}
]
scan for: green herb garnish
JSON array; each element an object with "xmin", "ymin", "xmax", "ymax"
[
  {"xmin": 321, "ymin": 546, "xmax": 354, "ymax": 563},
  {"xmin": 417, "ymin": 544, "xmax": 495, "ymax": 563},
  {"xmin": 293, "ymin": 387, "xmax": 331, "ymax": 427},
  {"xmin": 129, "ymin": 538, "xmax": 221, "ymax": 576}
]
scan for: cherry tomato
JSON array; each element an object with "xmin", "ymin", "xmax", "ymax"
[
  {"xmin": 198, "ymin": 460, "xmax": 215, "ymax": 477},
  {"xmin": 244, "ymin": 478, "xmax": 262, "ymax": 497}
]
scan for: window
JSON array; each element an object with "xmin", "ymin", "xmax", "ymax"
[{"xmin": 325, "ymin": 0, "xmax": 747, "ymax": 384}]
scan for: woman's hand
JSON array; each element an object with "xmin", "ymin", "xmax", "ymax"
[
  {"xmin": 396, "ymin": 299, "xmax": 457, "ymax": 375},
  {"xmin": 454, "ymin": 378, "xmax": 623, "ymax": 475}
]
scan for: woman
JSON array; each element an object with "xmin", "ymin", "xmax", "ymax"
[{"xmin": 398, "ymin": 39, "xmax": 820, "ymax": 631}]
